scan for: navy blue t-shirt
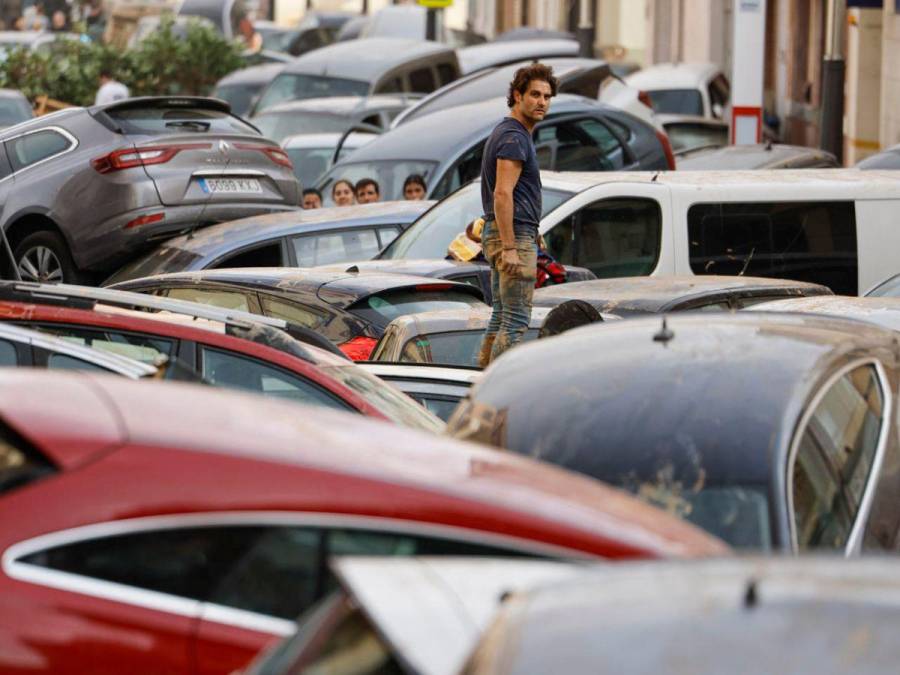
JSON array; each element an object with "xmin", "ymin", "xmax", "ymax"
[{"xmin": 481, "ymin": 116, "xmax": 542, "ymax": 236}]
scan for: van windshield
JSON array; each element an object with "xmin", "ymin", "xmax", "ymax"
[
  {"xmin": 380, "ymin": 182, "xmax": 574, "ymax": 260},
  {"xmin": 647, "ymin": 89, "xmax": 704, "ymax": 115},
  {"xmin": 256, "ymin": 74, "xmax": 370, "ymax": 112}
]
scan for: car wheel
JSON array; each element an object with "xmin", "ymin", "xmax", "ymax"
[{"xmin": 13, "ymin": 231, "xmax": 80, "ymax": 284}]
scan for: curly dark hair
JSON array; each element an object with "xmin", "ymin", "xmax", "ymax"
[{"xmin": 506, "ymin": 62, "xmax": 559, "ymax": 108}]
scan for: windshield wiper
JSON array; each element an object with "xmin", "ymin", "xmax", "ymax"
[{"xmin": 165, "ymin": 120, "xmax": 210, "ymax": 132}]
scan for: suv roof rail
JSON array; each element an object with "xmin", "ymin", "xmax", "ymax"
[{"xmin": 0, "ymin": 281, "xmax": 331, "ymax": 363}]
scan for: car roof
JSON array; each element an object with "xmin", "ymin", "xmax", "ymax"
[
  {"xmin": 256, "ymin": 94, "xmax": 412, "ymax": 116},
  {"xmin": 282, "ymin": 131, "xmax": 378, "ymax": 148},
  {"xmin": 626, "ymin": 62, "xmax": 720, "ymax": 89},
  {"xmin": 474, "ymin": 557, "xmax": 900, "ymax": 674},
  {"xmin": 748, "ymin": 295, "xmax": 900, "ymax": 332},
  {"xmin": 464, "ymin": 312, "xmax": 899, "ymax": 492},
  {"xmin": 457, "ymin": 39, "xmax": 580, "ymax": 74},
  {"xmin": 216, "ymin": 62, "xmax": 286, "ymax": 87},
  {"xmin": 316, "ymin": 258, "xmax": 486, "ymax": 277},
  {"xmin": 361, "ymin": 362, "xmax": 481, "ymax": 385},
  {"xmin": 333, "ymin": 94, "xmax": 615, "ymax": 164},
  {"xmin": 0, "ymin": 371, "xmax": 727, "ymax": 559},
  {"xmin": 281, "ymin": 37, "xmax": 456, "ymax": 81},
  {"xmin": 118, "ymin": 268, "xmax": 484, "ymax": 308},
  {"xmin": 0, "ymin": 88, "xmax": 27, "ymax": 100},
  {"xmin": 123, "ymin": 201, "xmax": 433, "ymax": 262},
  {"xmin": 532, "ymin": 275, "xmax": 831, "ymax": 313},
  {"xmin": 528, "ymin": 168, "xmax": 900, "ymax": 198},
  {"xmin": 677, "ymin": 143, "xmax": 836, "ymax": 170}
]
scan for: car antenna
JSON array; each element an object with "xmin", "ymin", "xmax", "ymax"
[
  {"xmin": 653, "ymin": 316, "xmax": 674, "ymax": 345},
  {"xmin": 188, "ymin": 136, "xmax": 233, "ymax": 240},
  {"xmin": 1, "ymin": 225, "xmax": 21, "ymax": 280},
  {"xmin": 651, "ymin": 171, "xmax": 659, "ymax": 182}
]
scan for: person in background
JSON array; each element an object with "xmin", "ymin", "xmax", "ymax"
[
  {"xmin": 95, "ymin": 69, "xmax": 129, "ymax": 105},
  {"xmin": 302, "ymin": 188, "xmax": 322, "ymax": 209},
  {"xmin": 49, "ymin": 8, "xmax": 66, "ymax": 30},
  {"xmin": 403, "ymin": 174, "xmax": 426, "ymax": 200},
  {"xmin": 331, "ymin": 179, "xmax": 355, "ymax": 206},
  {"xmin": 355, "ymin": 177, "xmax": 380, "ymax": 204}
]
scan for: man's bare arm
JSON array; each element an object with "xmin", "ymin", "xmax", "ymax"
[{"xmin": 494, "ymin": 158, "xmax": 523, "ymax": 275}]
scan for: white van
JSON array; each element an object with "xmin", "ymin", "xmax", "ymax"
[{"xmin": 534, "ymin": 169, "xmax": 900, "ymax": 296}]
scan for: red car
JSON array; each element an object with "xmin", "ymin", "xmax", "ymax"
[
  {"xmin": 0, "ymin": 372, "xmax": 727, "ymax": 675},
  {"xmin": 0, "ymin": 295, "xmax": 441, "ymax": 432}
]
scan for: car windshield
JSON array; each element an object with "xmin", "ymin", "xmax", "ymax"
[
  {"xmin": 253, "ymin": 111, "xmax": 350, "ymax": 144},
  {"xmin": 349, "ymin": 289, "xmax": 484, "ymax": 329},
  {"xmin": 0, "ymin": 97, "xmax": 32, "ymax": 127},
  {"xmin": 285, "ymin": 146, "xmax": 337, "ymax": 187},
  {"xmin": 319, "ymin": 159, "xmax": 439, "ymax": 203},
  {"xmin": 320, "ymin": 364, "xmax": 444, "ymax": 432},
  {"xmin": 256, "ymin": 73, "xmax": 370, "ymax": 112},
  {"xmin": 212, "ymin": 83, "xmax": 264, "ymax": 118},
  {"xmin": 104, "ymin": 106, "xmax": 258, "ymax": 136},
  {"xmin": 399, "ymin": 328, "xmax": 539, "ymax": 366},
  {"xmin": 666, "ymin": 122, "xmax": 729, "ymax": 153},
  {"xmin": 104, "ymin": 247, "xmax": 202, "ymax": 285},
  {"xmin": 867, "ymin": 274, "xmax": 900, "ymax": 298},
  {"xmin": 380, "ymin": 182, "xmax": 574, "ymax": 260},
  {"xmin": 647, "ymin": 89, "xmax": 704, "ymax": 115}
]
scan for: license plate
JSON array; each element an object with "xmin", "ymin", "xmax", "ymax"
[{"xmin": 199, "ymin": 178, "xmax": 262, "ymax": 194}]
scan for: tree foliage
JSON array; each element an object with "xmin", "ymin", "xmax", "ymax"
[{"xmin": 0, "ymin": 19, "xmax": 244, "ymax": 106}]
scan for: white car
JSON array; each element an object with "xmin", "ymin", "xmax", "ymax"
[{"xmin": 626, "ymin": 62, "xmax": 730, "ymax": 120}]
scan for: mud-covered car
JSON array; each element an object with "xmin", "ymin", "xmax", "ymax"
[{"xmin": 449, "ymin": 312, "xmax": 900, "ymax": 553}]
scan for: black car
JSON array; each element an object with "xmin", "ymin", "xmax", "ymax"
[
  {"xmin": 109, "ymin": 268, "xmax": 486, "ymax": 360},
  {"xmin": 532, "ymin": 275, "xmax": 833, "ymax": 315},
  {"xmin": 317, "ymin": 94, "xmax": 672, "ymax": 202},
  {"xmin": 316, "ymin": 258, "xmax": 596, "ymax": 305},
  {"xmin": 449, "ymin": 312, "xmax": 900, "ymax": 553},
  {"xmin": 105, "ymin": 201, "xmax": 433, "ymax": 285}
]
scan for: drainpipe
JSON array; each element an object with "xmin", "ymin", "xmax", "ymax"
[
  {"xmin": 577, "ymin": 0, "xmax": 595, "ymax": 57},
  {"xmin": 820, "ymin": 0, "xmax": 846, "ymax": 163}
]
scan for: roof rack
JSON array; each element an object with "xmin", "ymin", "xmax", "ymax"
[{"xmin": 0, "ymin": 281, "xmax": 328, "ymax": 363}]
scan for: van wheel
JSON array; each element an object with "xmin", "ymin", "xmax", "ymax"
[{"xmin": 13, "ymin": 231, "xmax": 81, "ymax": 284}]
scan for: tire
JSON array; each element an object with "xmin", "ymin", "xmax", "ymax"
[{"xmin": 13, "ymin": 230, "xmax": 82, "ymax": 284}]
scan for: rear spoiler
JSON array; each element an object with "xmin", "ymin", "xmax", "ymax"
[{"xmin": 91, "ymin": 96, "xmax": 232, "ymax": 115}]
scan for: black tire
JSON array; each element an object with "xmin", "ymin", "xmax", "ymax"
[
  {"xmin": 13, "ymin": 230, "xmax": 82, "ymax": 284},
  {"xmin": 538, "ymin": 299, "xmax": 603, "ymax": 339}
]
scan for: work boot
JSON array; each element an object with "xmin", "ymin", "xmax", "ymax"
[{"xmin": 477, "ymin": 334, "xmax": 495, "ymax": 369}]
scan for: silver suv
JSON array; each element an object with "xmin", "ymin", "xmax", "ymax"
[{"xmin": 0, "ymin": 97, "xmax": 300, "ymax": 283}]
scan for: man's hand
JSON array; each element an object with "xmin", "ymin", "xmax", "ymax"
[{"xmin": 500, "ymin": 248, "xmax": 522, "ymax": 276}]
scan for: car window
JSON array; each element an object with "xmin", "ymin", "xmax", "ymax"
[
  {"xmin": 647, "ymin": 88, "xmax": 704, "ymax": 115},
  {"xmin": 377, "ymin": 226, "xmax": 401, "ymax": 248},
  {"xmin": 436, "ymin": 63, "xmax": 456, "ymax": 86},
  {"xmin": 414, "ymin": 395, "xmax": 461, "ymax": 422},
  {"xmin": 200, "ymin": 346, "xmax": 350, "ymax": 408},
  {"xmin": 375, "ymin": 76, "xmax": 403, "ymax": 94},
  {"xmin": 665, "ymin": 122, "xmax": 729, "ymax": 153},
  {"xmin": 7, "ymin": 130, "xmax": 72, "ymax": 171},
  {"xmin": 349, "ymin": 289, "xmax": 483, "ymax": 328},
  {"xmin": 104, "ymin": 106, "xmax": 258, "ymax": 136},
  {"xmin": 285, "ymin": 146, "xmax": 336, "ymax": 187},
  {"xmin": 212, "ymin": 242, "xmax": 285, "ymax": 269},
  {"xmin": 256, "ymin": 74, "xmax": 370, "ymax": 111},
  {"xmin": 792, "ymin": 364, "xmax": 884, "ymax": 551},
  {"xmin": 165, "ymin": 287, "xmax": 251, "ymax": 312},
  {"xmin": 575, "ymin": 198, "xmax": 662, "ymax": 278},
  {"xmin": 212, "ymin": 83, "xmax": 262, "ymax": 118},
  {"xmin": 0, "ymin": 338, "xmax": 17, "ymax": 365},
  {"xmin": 544, "ymin": 216, "xmax": 574, "ymax": 266},
  {"xmin": 259, "ymin": 294, "xmax": 328, "ymax": 331},
  {"xmin": 292, "ymin": 229, "xmax": 381, "ymax": 266},
  {"xmin": 432, "ymin": 142, "xmax": 485, "ymax": 200},
  {"xmin": 46, "ymin": 353, "xmax": 110, "ymax": 373},
  {"xmin": 0, "ymin": 143, "xmax": 13, "ymax": 180},
  {"xmin": 536, "ymin": 118, "xmax": 627, "ymax": 172},
  {"xmin": 0, "ymin": 421, "xmax": 55, "ymax": 495},
  {"xmin": 408, "ymin": 67, "xmax": 436, "ymax": 93},
  {"xmin": 253, "ymin": 111, "xmax": 350, "ymax": 144},
  {"xmin": 38, "ymin": 326, "xmax": 173, "ymax": 365},
  {"xmin": 0, "ymin": 97, "xmax": 32, "ymax": 127},
  {"xmin": 687, "ymin": 201, "xmax": 858, "ymax": 294}
]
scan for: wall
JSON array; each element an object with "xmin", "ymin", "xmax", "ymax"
[
  {"xmin": 845, "ymin": 7, "xmax": 882, "ymax": 163},
  {"xmin": 880, "ymin": 2, "xmax": 900, "ymax": 149}
]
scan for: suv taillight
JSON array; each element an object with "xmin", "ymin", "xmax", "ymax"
[
  {"xmin": 91, "ymin": 143, "xmax": 212, "ymax": 173},
  {"xmin": 638, "ymin": 89, "xmax": 653, "ymax": 110},
  {"xmin": 655, "ymin": 130, "xmax": 677, "ymax": 170},
  {"xmin": 234, "ymin": 142, "xmax": 294, "ymax": 169},
  {"xmin": 339, "ymin": 336, "xmax": 378, "ymax": 361}
]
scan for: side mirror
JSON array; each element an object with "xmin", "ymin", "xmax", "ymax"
[{"xmin": 712, "ymin": 102, "xmax": 724, "ymax": 119}]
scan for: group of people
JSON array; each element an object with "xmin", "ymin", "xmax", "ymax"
[
  {"xmin": 0, "ymin": 0, "xmax": 102, "ymax": 34},
  {"xmin": 301, "ymin": 174, "xmax": 427, "ymax": 210}
]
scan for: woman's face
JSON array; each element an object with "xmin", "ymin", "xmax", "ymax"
[
  {"xmin": 404, "ymin": 182, "xmax": 426, "ymax": 200},
  {"xmin": 333, "ymin": 182, "xmax": 355, "ymax": 206}
]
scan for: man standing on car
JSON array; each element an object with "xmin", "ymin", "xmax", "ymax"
[{"xmin": 477, "ymin": 63, "xmax": 557, "ymax": 368}]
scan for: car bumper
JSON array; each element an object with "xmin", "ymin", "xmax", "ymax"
[{"xmin": 74, "ymin": 202, "xmax": 299, "ymax": 272}]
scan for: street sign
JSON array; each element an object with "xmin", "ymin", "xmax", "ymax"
[{"xmin": 417, "ymin": 0, "xmax": 453, "ymax": 7}]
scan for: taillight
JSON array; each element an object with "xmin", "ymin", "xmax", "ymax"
[
  {"xmin": 655, "ymin": 130, "xmax": 676, "ymax": 170},
  {"xmin": 92, "ymin": 143, "xmax": 212, "ymax": 174},
  {"xmin": 415, "ymin": 283, "xmax": 453, "ymax": 291},
  {"xmin": 234, "ymin": 142, "xmax": 293, "ymax": 169},
  {"xmin": 339, "ymin": 336, "xmax": 378, "ymax": 361},
  {"xmin": 124, "ymin": 212, "xmax": 165, "ymax": 229},
  {"xmin": 638, "ymin": 89, "xmax": 653, "ymax": 110}
]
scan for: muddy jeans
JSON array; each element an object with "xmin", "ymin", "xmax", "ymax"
[{"xmin": 478, "ymin": 222, "xmax": 537, "ymax": 367}]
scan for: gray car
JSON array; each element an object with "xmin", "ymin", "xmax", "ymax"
[
  {"xmin": 456, "ymin": 38, "xmax": 580, "ymax": 75},
  {"xmin": 251, "ymin": 37, "xmax": 460, "ymax": 115},
  {"xmin": 0, "ymin": 89, "xmax": 33, "ymax": 130},
  {"xmin": 105, "ymin": 200, "xmax": 433, "ymax": 284},
  {"xmin": 212, "ymin": 62, "xmax": 286, "ymax": 118},
  {"xmin": 251, "ymin": 94, "xmax": 414, "ymax": 144},
  {"xmin": 0, "ymin": 96, "xmax": 300, "ymax": 284},
  {"xmin": 677, "ymin": 143, "xmax": 838, "ymax": 170},
  {"xmin": 317, "ymin": 94, "xmax": 672, "ymax": 202}
]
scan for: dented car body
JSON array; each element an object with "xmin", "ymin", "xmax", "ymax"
[{"xmin": 448, "ymin": 312, "xmax": 900, "ymax": 552}]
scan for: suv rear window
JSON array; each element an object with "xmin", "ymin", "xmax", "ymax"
[
  {"xmin": 687, "ymin": 201, "xmax": 858, "ymax": 295},
  {"xmin": 348, "ymin": 289, "xmax": 483, "ymax": 328},
  {"xmin": 105, "ymin": 106, "xmax": 258, "ymax": 136}
]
